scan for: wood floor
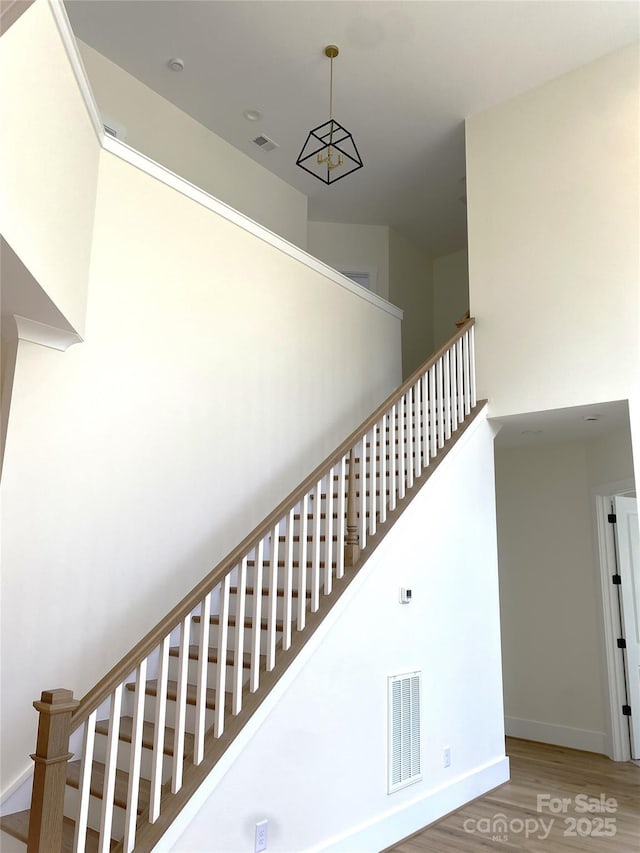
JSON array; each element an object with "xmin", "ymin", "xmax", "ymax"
[{"xmin": 390, "ymin": 738, "xmax": 640, "ymax": 852}]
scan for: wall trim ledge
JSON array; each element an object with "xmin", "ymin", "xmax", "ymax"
[
  {"xmin": 14, "ymin": 315, "xmax": 83, "ymax": 351},
  {"xmin": 505, "ymin": 716, "xmax": 607, "ymax": 755},
  {"xmin": 46, "ymin": 0, "xmax": 403, "ymax": 323}
]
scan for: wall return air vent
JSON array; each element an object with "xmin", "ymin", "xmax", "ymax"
[{"xmin": 388, "ymin": 671, "xmax": 422, "ymax": 793}]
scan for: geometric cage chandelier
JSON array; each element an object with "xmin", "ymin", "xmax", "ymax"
[{"xmin": 296, "ymin": 45, "xmax": 364, "ymax": 184}]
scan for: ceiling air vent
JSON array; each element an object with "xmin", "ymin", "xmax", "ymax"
[
  {"xmin": 252, "ymin": 134, "xmax": 279, "ymax": 152},
  {"xmin": 101, "ymin": 114, "xmax": 127, "ymax": 142},
  {"xmin": 388, "ymin": 671, "xmax": 422, "ymax": 793}
]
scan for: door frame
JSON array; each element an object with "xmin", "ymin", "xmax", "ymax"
[{"xmin": 593, "ymin": 478, "xmax": 635, "ymax": 761}]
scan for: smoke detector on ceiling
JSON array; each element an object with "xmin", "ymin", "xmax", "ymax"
[{"xmin": 252, "ymin": 134, "xmax": 279, "ymax": 152}]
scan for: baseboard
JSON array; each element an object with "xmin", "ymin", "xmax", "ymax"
[
  {"xmin": 0, "ymin": 829, "xmax": 27, "ymax": 852},
  {"xmin": 308, "ymin": 756, "xmax": 510, "ymax": 853},
  {"xmin": 0, "ymin": 767, "xmax": 32, "ymax": 817},
  {"xmin": 505, "ymin": 716, "xmax": 607, "ymax": 755}
]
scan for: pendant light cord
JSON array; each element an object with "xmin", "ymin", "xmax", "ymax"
[{"xmin": 329, "ymin": 54, "xmax": 334, "ymax": 148}]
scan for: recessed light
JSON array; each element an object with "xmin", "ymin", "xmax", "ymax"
[
  {"xmin": 168, "ymin": 58, "xmax": 184, "ymax": 72},
  {"xmin": 583, "ymin": 414, "xmax": 602, "ymax": 422},
  {"xmin": 243, "ymin": 109, "xmax": 262, "ymax": 122}
]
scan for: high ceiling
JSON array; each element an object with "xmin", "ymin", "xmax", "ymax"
[{"xmin": 65, "ymin": 1, "xmax": 639, "ymax": 257}]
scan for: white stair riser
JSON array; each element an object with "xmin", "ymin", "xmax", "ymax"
[
  {"xmin": 64, "ymin": 784, "xmax": 128, "ymax": 842},
  {"xmin": 167, "ymin": 654, "xmax": 250, "ymax": 690},
  {"xmin": 92, "ymin": 732, "xmax": 173, "ymax": 785}
]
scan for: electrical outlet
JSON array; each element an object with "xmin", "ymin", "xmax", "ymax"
[
  {"xmin": 443, "ymin": 746, "xmax": 451, "ymax": 768},
  {"xmin": 255, "ymin": 819, "xmax": 268, "ymax": 853}
]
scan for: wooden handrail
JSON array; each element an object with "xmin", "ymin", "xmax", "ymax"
[{"xmin": 71, "ymin": 318, "xmax": 475, "ymax": 727}]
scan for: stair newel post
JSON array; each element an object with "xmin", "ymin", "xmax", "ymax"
[
  {"xmin": 28, "ymin": 688, "xmax": 78, "ymax": 853},
  {"xmin": 344, "ymin": 447, "xmax": 360, "ymax": 567}
]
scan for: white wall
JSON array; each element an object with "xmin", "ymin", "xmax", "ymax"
[
  {"xmin": 433, "ymin": 248, "xmax": 469, "ymax": 348},
  {"xmin": 76, "ymin": 40, "xmax": 308, "ymax": 250},
  {"xmin": 495, "ymin": 426, "xmax": 635, "ymax": 753},
  {"xmin": 0, "ymin": 0, "xmax": 99, "ymax": 335},
  {"xmin": 171, "ymin": 413, "xmax": 508, "ymax": 853},
  {"xmin": 466, "ymin": 44, "xmax": 639, "ymax": 418},
  {"xmin": 307, "ymin": 221, "xmax": 390, "ymax": 299},
  {"xmin": 0, "ymin": 141, "xmax": 402, "ymax": 791},
  {"xmin": 389, "ymin": 229, "xmax": 434, "ymax": 377}
]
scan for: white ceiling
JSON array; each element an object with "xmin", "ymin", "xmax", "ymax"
[
  {"xmin": 492, "ymin": 400, "xmax": 631, "ymax": 448},
  {"xmin": 65, "ymin": 1, "xmax": 639, "ymax": 256}
]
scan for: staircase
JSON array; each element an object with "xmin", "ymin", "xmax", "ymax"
[{"xmin": 0, "ymin": 320, "xmax": 482, "ymax": 853}]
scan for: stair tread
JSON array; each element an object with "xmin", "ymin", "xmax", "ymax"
[
  {"xmin": 193, "ymin": 614, "xmax": 285, "ymax": 631},
  {"xmin": 278, "ymin": 534, "xmax": 332, "ymax": 542},
  {"xmin": 95, "ymin": 715, "xmax": 195, "ymax": 757},
  {"xmin": 229, "ymin": 585, "xmax": 311, "ymax": 600},
  {"xmin": 0, "ymin": 809, "xmax": 116, "ymax": 852},
  {"xmin": 66, "ymin": 759, "xmax": 151, "ymax": 813},
  {"xmin": 126, "ymin": 678, "xmax": 229, "ymax": 709},
  {"xmin": 168, "ymin": 644, "xmax": 263, "ymax": 669},
  {"xmin": 245, "ymin": 560, "xmax": 336, "ymax": 569}
]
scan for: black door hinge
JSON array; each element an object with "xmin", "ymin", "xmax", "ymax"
[
  {"xmin": 612, "ymin": 574, "xmax": 622, "ymax": 585},
  {"xmin": 622, "ymin": 705, "xmax": 631, "ymax": 717},
  {"xmin": 617, "ymin": 638, "xmax": 627, "ymax": 649},
  {"xmin": 608, "ymin": 513, "xmax": 617, "ymax": 523}
]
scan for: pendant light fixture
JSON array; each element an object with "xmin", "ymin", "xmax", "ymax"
[{"xmin": 296, "ymin": 45, "xmax": 363, "ymax": 184}]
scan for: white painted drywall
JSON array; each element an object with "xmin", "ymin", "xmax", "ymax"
[
  {"xmin": 495, "ymin": 426, "xmax": 635, "ymax": 753},
  {"xmin": 389, "ymin": 229, "xmax": 434, "ymax": 377},
  {"xmin": 170, "ymin": 413, "xmax": 507, "ymax": 853},
  {"xmin": 0, "ymin": 143, "xmax": 402, "ymax": 791},
  {"xmin": 307, "ymin": 221, "xmax": 390, "ymax": 299},
  {"xmin": 76, "ymin": 40, "xmax": 308, "ymax": 250},
  {"xmin": 433, "ymin": 248, "xmax": 469, "ymax": 348},
  {"xmin": 466, "ymin": 44, "xmax": 639, "ymax": 418},
  {"xmin": 0, "ymin": 0, "xmax": 99, "ymax": 336}
]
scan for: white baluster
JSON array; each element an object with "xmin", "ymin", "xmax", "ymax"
[
  {"xmin": 232, "ymin": 557, "xmax": 247, "ymax": 713},
  {"xmin": 369, "ymin": 423, "xmax": 377, "ymax": 537},
  {"xmin": 406, "ymin": 390, "xmax": 414, "ymax": 491},
  {"xmin": 414, "ymin": 381, "xmax": 422, "ymax": 479},
  {"xmin": 457, "ymin": 337, "xmax": 464, "ymax": 423},
  {"xmin": 422, "ymin": 372, "xmax": 429, "ymax": 468},
  {"xmin": 73, "ymin": 710, "xmax": 96, "ymax": 853},
  {"xmin": 450, "ymin": 343, "xmax": 458, "ymax": 433},
  {"xmin": 444, "ymin": 350, "xmax": 452, "ymax": 440},
  {"xmin": 389, "ymin": 404, "xmax": 397, "ymax": 511},
  {"xmin": 283, "ymin": 510, "xmax": 294, "ymax": 647},
  {"xmin": 359, "ymin": 436, "xmax": 367, "ymax": 550},
  {"xmin": 150, "ymin": 635, "xmax": 169, "ymax": 822},
  {"xmin": 470, "ymin": 324, "xmax": 477, "ymax": 408},
  {"xmin": 214, "ymin": 574, "xmax": 230, "ymax": 736},
  {"xmin": 325, "ymin": 469, "xmax": 334, "ymax": 596},
  {"xmin": 336, "ymin": 459, "xmax": 346, "ymax": 579},
  {"xmin": 171, "ymin": 615, "xmax": 190, "ymax": 792},
  {"xmin": 195, "ymin": 592, "xmax": 211, "ymax": 761},
  {"xmin": 311, "ymin": 480, "xmax": 322, "ymax": 611},
  {"xmin": 398, "ymin": 395, "xmax": 406, "ymax": 500},
  {"xmin": 250, "ymin": 541, "xmax": 264, "ymax": 691},
  {"xmin": 99, "ymin": 685, "xmax": 122, "ymax": 852},
  {"xmin": 266, "ymin": 528, "xmax": 279, "ymax": 670},
  {"xmin": 463, "ymin": 329, "xmax": 471, "ymax": 414},
  {"xmin": 437, "ymin": 357, "xmax": 445, "ymax": 449},
  {"xmin": 429, "ymin": 365, "xmax": 437, "ymax": 458},
  {"xmin": 379, "ymin": 414, "xmax": 387, "ymax": 524},
  {"xmin": 297, "ymin": 497, "xmax": 308, "ymax": 628},
  {"xmin": 123, "ymin": 658, "xmax": 147, "ymax": 853}
]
